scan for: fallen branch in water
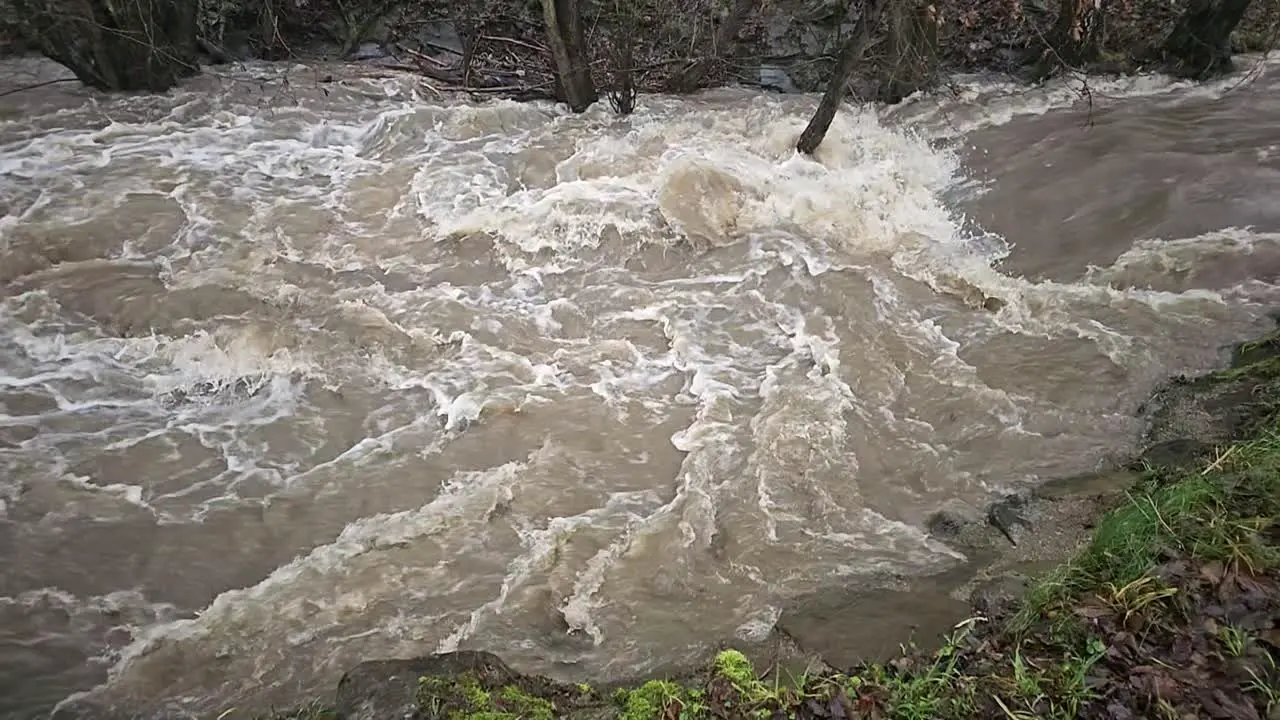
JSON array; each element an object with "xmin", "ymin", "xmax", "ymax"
[
  {"xmin": 391, "ymin": 41, "xmax": 558, "ymax": 101},
  {"xmin": 465, "ymin": 82, "xmax": 555, "ymax": 94},
  {"xmin": 398, "ymin": 44, "xmax": 452, "ymax": 68},
  {"xmin": 0, "ymin": 77, "xmax": 80, "ymax": 98}
]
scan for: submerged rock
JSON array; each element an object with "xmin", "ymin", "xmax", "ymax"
[
  {"xmin": 968, "ymin": 572, "xmax": 1031, "ymax": 617},
  {"xmin": 925, "ymin": 495, "xmax": 1035, "ymax": 550},
  {"xmin": 924, "ymin": 499, "xmax": 985, "ymax": 541},
  {"xmin": 987, "ymin": 495, "xmax": 1032, "ymax": 547}
]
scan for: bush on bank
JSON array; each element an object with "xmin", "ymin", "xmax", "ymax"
[{"xmin": 1, "ymin": 0, "xmax": 1277, "ymax": 98}]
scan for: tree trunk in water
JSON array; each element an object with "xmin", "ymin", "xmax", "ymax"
[
  {"xmin": 1163, "ymin": 0, "xmax": 1254, "ymax": 78},
  {"xmin": 606, "ymin": 9, "xmax": 638, "ymax": 115},
  {"xmin": 457, "ymin": 0, "xmax": 480, "ymax": 88},
  {"xmin": 796, "ymin": 0, "xmax": 892, "ymax": 156},
  {"xmin": 877, "ymin": 1, "xmax": 940, "ymax": 103},
  {"xmin": 542, "ymin": 0, "xmax": 597, "ymax": 113},
  {"xmin": 12, "ymin": 0, "xmax": 199, "ymax": 92},
  {"xmin": 665, "ymin": 0, "xmax": 762, "ymax": 93}
]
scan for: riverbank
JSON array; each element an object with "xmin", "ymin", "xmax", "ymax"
[
  {"xmin": 233, "ymin": 0, "xmax": 1280, "ymax": 103},
  {"xmin": 235, "ymin": 324, "xmax": 1280, "ymax": 720},
  {"xmin": 2, "ymin": 0, "xmax": 1276, "ymax": 103}
]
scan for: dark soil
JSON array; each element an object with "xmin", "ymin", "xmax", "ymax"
[{"xmin": 1079, "ymin": 558, "xmax": 1280, "ymax": 720}]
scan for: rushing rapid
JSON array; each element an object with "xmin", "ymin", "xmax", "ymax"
[{"xmin": 1, "ymin": 53, "xmax": 1279, "ymax": 718}]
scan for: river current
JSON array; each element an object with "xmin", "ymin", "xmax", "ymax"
[{"xmin": 2, "ymin": 54, "xmax": 1279, "ymax": 718}]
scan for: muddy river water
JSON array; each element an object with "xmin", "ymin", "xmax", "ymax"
[{"xmin": 2, "ymin": 54, "xmax": 1279, "ymax": 718}]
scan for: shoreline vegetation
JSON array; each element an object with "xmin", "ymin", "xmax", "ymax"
[
  {"xmin": 1, "ymin": 0, "xmax": 1277, "ymax": 152},
  {"xmin": 240, "ymin": 326, "xmax": 1280, "ymax": 720}
]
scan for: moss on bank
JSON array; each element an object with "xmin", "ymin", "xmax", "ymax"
[
  {"xmin": 259, "ymin": 332, "xmax": 1280, "ymax": 719},
  {"xmin": 410, "ymin": 674, "xmax": 557, "ymax": 720}
]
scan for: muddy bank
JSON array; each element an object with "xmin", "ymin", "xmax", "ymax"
[{"xmin": 189, "ymin": 322, "xmax": 1280, "ymax": 720}]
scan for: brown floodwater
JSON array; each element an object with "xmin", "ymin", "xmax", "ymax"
[{"xmin": 1, "ymin": 54, "xmax": 1279, "ymax": 719}]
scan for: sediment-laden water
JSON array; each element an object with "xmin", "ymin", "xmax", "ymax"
[{"xmin": 1, "ymin": 54, "xmax": 1279, "ymax": 719}]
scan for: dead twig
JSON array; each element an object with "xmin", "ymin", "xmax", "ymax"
[
  {"xmin": 467, "ymin": 82, "xmax": 554, "ymax": 93},
  {"xmin": 396, "ymin": 43, "xmax": 453, "ymax": 68},
  {"xmin": 479, "ymin": 34, "xmax": 547, "ymax": 53},
  {"xmin": 0, "ymin": 77, "xmax": 79, "ymax": 98}
]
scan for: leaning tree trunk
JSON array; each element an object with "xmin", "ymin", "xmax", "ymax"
[
  {"xmin": 1163, "ymin": 0, "xmax": 1255, "ymax": 78},
  {"xmin": 796, "ymin": 0, "xmax": 892, "ymax": 155},
  {"xmin": 12, "ymin": 0, "xmax": 200, "ymax": 92},
  {"xmin": 542, "ymin": 0, "xmax": 597, "ymax": 112},
  {"xmin": 664, "ymin": 0, "xmax": 762, "ymax": 93},
  {"xmin": 876, "ymin": 1, "xmax": 940, "ymax": 103}
]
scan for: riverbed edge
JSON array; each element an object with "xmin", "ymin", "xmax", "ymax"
[
  {"xmin": 4, "ymin": 0, "xmax": 1276, "ymax": 108},
  {"xmin": 217, "ymin": 322, "xmax": 1280, "ymax": 720}
]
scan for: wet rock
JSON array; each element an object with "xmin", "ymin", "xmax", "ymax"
[
  {"xmin": 756, "ymin": 64, "xmax": 800, "ymax": 93},
  {"xmin": 926, "ymin": 493, "xmax": 1056, "ymax": 554},
  {"xmin": 924, "ymin": 500, "xmax": 985, "ymax": 542},
  {"xmin": 754, "ymin": 1, "xmax": 859, "ymax": 91},
  {"xmin": 986, "ymin": 495, "xmax": 1032, "ymax": 547},
  {"xmin": 729, "ymin": 624, "xmax": 836, "ymax": 685},
  {"xmin": 349, "ymin": 43, "xmax": 391, "ymax": 61},
  {"xmin": 335, "ymin": 651, "xmax": 518, "ymax": 720},
  {"xmin": 969, "ymin": 573, "xmax": 1030, "ymax": 617},
  {"xmin": 413, "ymin": 21, "xmax": 464, "ymax": 59}
]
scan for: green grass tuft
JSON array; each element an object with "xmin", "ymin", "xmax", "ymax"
[
  {"xmin": 1012, "ymin": 427, "xmax": 1280, "ymax": 633},
  {"xmin": 414, "ymin": 673, "xmax": 559, "ymax": 719},
  {"xmin": 614, "ymin": 680, "xmax": 705, "ymax": 720}
]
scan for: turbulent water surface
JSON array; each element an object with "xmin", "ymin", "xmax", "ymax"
[{"xmin": 2, "ymin": 54, "xmax": 1279, "ymax": 719}]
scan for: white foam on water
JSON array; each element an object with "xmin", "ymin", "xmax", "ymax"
[
  {"xmin": 1087, "ymin": 227, "xmax": 1280, "ymax": 289},
  {"xmin": 885, "ymin": 52, "xmax": 1280, "ymax": 137},
  {"xmin": 68, "ymin": 455, "xmax": 533, "ymax": 716},
  {"xmin": 747, "ymin": 304, "xmax": 857, "ymax": 543},
  {"xmin": 0, "ymin": 587, "xmax": 182, "ymax": 697},
  {"xmin": 1, "ymin": 55, "xmax": 1277, "ymax": 716}
]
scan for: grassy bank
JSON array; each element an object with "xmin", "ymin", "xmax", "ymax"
[{"xmin": 257, "ymin": 332, "xmax": 1280, "ymax": 719}]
